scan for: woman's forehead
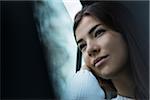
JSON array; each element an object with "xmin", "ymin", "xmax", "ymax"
[{"xmin": 75, "ymin": 16, "xmax": 102, "ymax": 39}]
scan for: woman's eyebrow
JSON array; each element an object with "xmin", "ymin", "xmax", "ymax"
[
  {"xmin": 88, "ymin": 24, "xmax": 101, "ymax": 34},
  {"xmin": 77, "ymin": 24, "xmax": 101, "ymax": 45}
]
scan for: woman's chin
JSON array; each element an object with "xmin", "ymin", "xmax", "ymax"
[{"xmin": 97, "ymin": 70, "xmax": 115, "ymax": 80}]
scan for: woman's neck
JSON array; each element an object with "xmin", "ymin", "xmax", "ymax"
[{"xmin": 111, "ymin": 67, "xmax": 135, "ymax": 98}]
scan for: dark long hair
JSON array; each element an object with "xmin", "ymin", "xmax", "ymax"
[{"xmin": 73, "ymin": 1, "xmax": 149, "ymax": 99}]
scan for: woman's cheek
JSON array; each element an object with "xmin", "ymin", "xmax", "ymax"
[{"xmin": 83, "ymin": 54, "xmax": 92, "ymax": 68}]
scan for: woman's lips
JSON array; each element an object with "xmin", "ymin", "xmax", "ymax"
[{"xmin": 94, "ymin": 55, "xmax": 109, "ymax": 68}]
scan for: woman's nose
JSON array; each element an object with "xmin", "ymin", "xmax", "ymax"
[{"xmin": 87, "ymin": 42, "xmax": 100, "ymax": 57}]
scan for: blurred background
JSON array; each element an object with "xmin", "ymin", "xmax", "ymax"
[
  {"xmin": 1, "ymin": 0, "xmax": 82, "ymax": 99},
  {"xmin": 34, "ymin": 0, "xmax": 81, "ymax": 99}
]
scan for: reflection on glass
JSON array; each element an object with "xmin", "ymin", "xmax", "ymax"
[{"xmin": 34, "ymin": 0, "xmax": 81, "ymax": 99}]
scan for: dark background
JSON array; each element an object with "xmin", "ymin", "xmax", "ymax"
[{"xmin": 1, "ymin": 1, "xmax": 55, "ymax": 99}]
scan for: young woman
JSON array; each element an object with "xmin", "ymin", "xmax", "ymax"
[{"xmin": 68, "ymin": 1, "xmax": 148, "ymax": 100}]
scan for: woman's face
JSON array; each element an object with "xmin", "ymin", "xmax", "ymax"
[{"xmin": 75, "ymin": 15, "xmax": 128, "ymax": 79}]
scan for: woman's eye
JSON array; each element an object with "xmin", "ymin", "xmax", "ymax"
[
  {"xmin": 95, "ymin": 29, "xmax": 106, "ymax": 37},
  {"xmin": 79, "ymin": 44, "xmax": 86, "ymax": 51}
]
